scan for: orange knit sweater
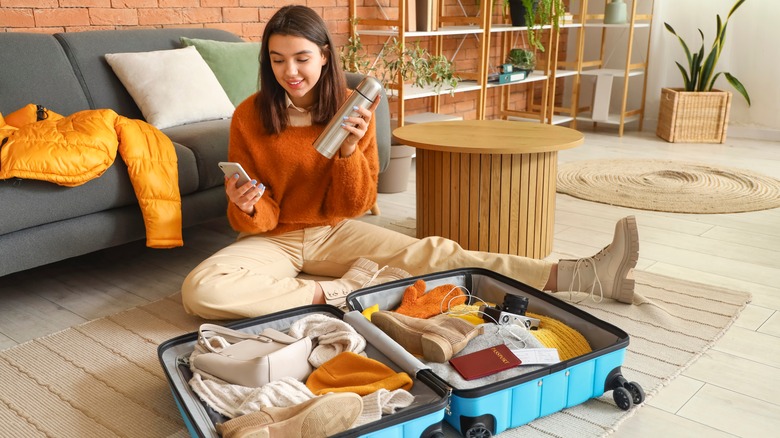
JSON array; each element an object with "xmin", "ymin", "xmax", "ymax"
[{"xmin": 227, "ymin": 92, "xmax": 379, "ymax": 236}]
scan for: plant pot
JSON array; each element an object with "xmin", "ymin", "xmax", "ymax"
[
  {"xmin": 508, "ymin": 0, "xmax": 531, "ymax": 27},
  {"xmin": 377, "ymin": 145, "xmax": 415, "ymax": 193},
  {"xmin": 604, "ymin": 0, "xmax": 628, "ymax": 24},
  {"xmin": 656, "ymin": 88, "xmax": 732, "ymax": 143}
]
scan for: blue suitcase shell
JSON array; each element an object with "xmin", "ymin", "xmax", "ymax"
[
  {"xmin": 346, "ymin": 268, "xmax": 645, "ymax": 437},
  {"xmin": 158, "ymin": 305, "xmax": 451, "ymax": 438}
]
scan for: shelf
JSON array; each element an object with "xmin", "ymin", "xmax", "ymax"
[
  {"xmin": 552, "ymin": 70, "xmax": 579, "ymax": 79},
  {"xmin": 359, "ymin": 25, "xmax": 484, "ymax": 37},
  {"xmin": 485, "ymin": 71, "xmax": 549, "ymax": 89},
  {"xmin": 583, "ymin": 23, "xmax": 651, "ymax": 29},
  {"xmin": 508, "ymin": 114, "xmax": 574, "ymax": 125},
  {"xmin": 579, "ymin": 68, "xmax": 645, "ymax": 78},
  {"xmin": 390, "ymin": 81, "xmax": 482, "ymax": 100},
  {"xmin": 575, "ymin": 112, "xmax": 641, "ymax": 125}
]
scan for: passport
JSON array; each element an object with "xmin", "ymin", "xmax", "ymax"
[{"xmin": 449, "ymin": 344, "xmax": 522, "ymax": 380}]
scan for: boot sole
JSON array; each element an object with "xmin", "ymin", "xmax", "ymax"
[{"xmin": 614, "ymin": 216, "xmax": 639, "ymax": 304}]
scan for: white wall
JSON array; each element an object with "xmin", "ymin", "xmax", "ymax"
[{"xmin": 648, "ymin": 0, "xmax": 780, "ymax": 137}]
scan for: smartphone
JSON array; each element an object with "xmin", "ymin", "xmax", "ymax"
[{"xmin": 218, "ymin": 162, "xmax": 252, "ymax": 187}]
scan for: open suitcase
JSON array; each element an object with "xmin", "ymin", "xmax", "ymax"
[
  {"xmin": 346, "ymin": 268, "xmax": 645, "ymax": 438},
  {"xmin": 158, "ymin": 305, "xmax": 451, "ymax": 437}
]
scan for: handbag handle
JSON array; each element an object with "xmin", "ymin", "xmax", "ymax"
[{"xmin": 197, "ymin": 323, "xmax": 299, "ymax": 353}]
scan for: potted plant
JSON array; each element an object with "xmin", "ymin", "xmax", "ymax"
[
  {"xmin": 657, "ymin": 0, "xmax": 750, "ymax": 143},
  {"xmin": 504, "ymin": 0, "xmax": 565, "ymax": 52},
  {"xmin": 506, "ymin": 47, "xmax": 536, "ymax": 73},
  {"xmin": 340, "ymin": 26, "xmax": 459, "ymax": 96}
]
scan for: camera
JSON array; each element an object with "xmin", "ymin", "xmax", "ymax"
[{"xmin": 479, "ymin": 293, "xmax": 540, "ymax": 329}]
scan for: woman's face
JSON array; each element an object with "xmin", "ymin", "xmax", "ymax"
[{"xmin": 268, "ymin": 34, "xmax": 328, "ymax": 109}]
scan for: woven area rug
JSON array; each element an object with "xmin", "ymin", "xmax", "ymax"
[
  {"xmin": 0, "ymin": 271, "xmax": 750, "ymax": 438},
  {"xmin": 557, "ymin": 159, "xmax": 780, "ymax": 213}
]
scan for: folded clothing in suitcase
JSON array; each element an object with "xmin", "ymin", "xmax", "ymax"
[
  {"xmin": 158, "ymin": 305, "xmax": 451, "ymax": 438},
  {"xmin": 346, "ymin": 268, "xmax": 645, "ymax": 438}
]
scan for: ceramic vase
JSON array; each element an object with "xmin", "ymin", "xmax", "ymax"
[{"xmin": 604, "ymin": 0, "xmax": 628, "ymax": 24}]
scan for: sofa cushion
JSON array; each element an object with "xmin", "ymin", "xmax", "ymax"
[
  {"xmin": 162, "ymin": 118, "xmax": 232, "ymax": 190},
  {"xmin": 180, "ymin": 37, "xmax": 261, "ymax": 107},
  {"xmin": 0, "ymin": 33, "xmax": 90, "ymax": 117},
  {"xmin": 54, "ymin": 28, "xmax": 244, "ymax": 119},
  {"xmin": 105, "ymin": 46, "xmax": 235, "ymax": 129},
  {"xmin": 0, "ymin": 143, "xmax": 199, "ymax": 237}
]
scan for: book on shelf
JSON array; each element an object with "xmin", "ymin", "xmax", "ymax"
[
  {"xmin": 415, "ymin": 0, "xmax": 438, "ymax": 32},
  {"xmin": 406, "ymin": 0, "xmax": 417, "ymax": 32}
]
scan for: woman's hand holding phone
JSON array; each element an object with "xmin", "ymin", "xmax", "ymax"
[{"xmin": 219, "ymin": 162, "xmax": 265, "ymax": 215}]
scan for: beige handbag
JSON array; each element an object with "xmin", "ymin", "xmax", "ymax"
[{"xmin": 191, "ymin": 323, "xmax": 313, "ymax": 388}]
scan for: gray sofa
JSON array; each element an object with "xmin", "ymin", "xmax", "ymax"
[{"xmin": 0, "ymin": 28, "xmax": 391, "ymax": 278}]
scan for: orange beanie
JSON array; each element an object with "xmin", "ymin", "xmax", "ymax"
[
  {"xmin": 394, "ymin": 279, "xmax": 467, "ymax": 319},
  {"xmin": 305, "ymin": 351, "xmax": 413, "ymax": 396}
]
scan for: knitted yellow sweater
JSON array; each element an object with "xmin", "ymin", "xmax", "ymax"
[{"xmin": 227, "ymin": 93, "xmax": 379, "ymax": 236}]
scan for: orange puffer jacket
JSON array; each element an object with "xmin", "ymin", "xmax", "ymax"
[{"xmin": 0, "ymin": 105, "xmax": 183, "ymax": 248}]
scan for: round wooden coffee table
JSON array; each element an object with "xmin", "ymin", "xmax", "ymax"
[{"xmin": 393, "ymin": 120, "xmax": 583, "ymax": 258}]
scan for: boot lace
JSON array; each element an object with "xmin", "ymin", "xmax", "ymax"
[{"xmin": 567, "ymin": 256, "xmax": 604, "ymax": 304}]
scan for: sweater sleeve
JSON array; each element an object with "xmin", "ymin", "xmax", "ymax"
[
  {"xmin": 322, "ymin": 116, "xmax": 379, "ymax": 217},
  {"xmin": 225, "ymin": 105, "xmax": 281, "ymax": 234}
]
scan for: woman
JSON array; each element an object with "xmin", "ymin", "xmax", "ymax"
[{"xmin": 181, "ymin": 5, "xmax": 639, "ymax": 320}]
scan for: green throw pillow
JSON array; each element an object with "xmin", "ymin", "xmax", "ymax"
[{"xmin": 180, "ymin": 37, "xmax": 261, "ymax": 107}]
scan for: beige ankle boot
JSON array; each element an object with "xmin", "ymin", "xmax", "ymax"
[
  {"xmin": 371, "ymin": 311, "xmax": 484, "ymax": 363},
  {"xmin": 216, "ymin": 392, "xmax": 363, "ymax": 438},
  {"xmin": 557, "ymin": 216, "xmax": 639, "ymax": 304},
  {"xmin": 319, "ymin": 258, "xmax": 411, "ymax": 309}
]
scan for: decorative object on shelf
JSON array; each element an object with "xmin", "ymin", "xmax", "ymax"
[
  {"xmin": 603, "ymin": 0, "xmax": 628, "ymax": 25},
  {"xmin": 506, "ymin": 47, "xmax": 536, "ymax": 74},
  {"xmin": 499, "ymin": 70, "xmax": 528, "ymax": 84},
  {"xmin": 657, "ymin": 0, "xmax": 750, "ymax": 143}
]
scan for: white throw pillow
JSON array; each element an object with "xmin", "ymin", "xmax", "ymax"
[{"xmin": 105, "ymin": 46, "xmax": 235, "ymax": 129}]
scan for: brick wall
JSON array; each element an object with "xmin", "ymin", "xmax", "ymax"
[{"xmin": 0, "ymin": 0, "xmax": 554, "ymax": 120}]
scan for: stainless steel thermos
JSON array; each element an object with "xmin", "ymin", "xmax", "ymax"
[{"xmin": 313, "ymin": 76, "xmax": 383, "ymax": 159}]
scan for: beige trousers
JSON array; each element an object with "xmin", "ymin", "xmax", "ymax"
[{"xmin": 182, "ymin": 219, "xmax": 552, "ymax": 319}]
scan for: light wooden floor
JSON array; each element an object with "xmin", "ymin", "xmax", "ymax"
[{"xmin": 1, "ymin": 128, "xmax": 778, "ymax": 437}]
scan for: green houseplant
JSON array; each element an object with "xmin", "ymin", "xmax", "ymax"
[
  {"xmin": 657, "ymin": 0, "xmax": 750, "ymax": 143},
  {"xmin": 663, "ymin": 0, "xmax": 750, "ymax": 105},
  {"xmin": 377, "ymin": 38, "xmax": 460, "ymax": 96},
  {"xmin": 512, "ymin": 0, "xmax": 566, "ymax": 52},
  {"xmin": 506, "ymin": 47, "xmax": 536, "ymax": 72},
  {"xmin": 339, "ymin": 25, "xmax": 459, "ymax": 96}
]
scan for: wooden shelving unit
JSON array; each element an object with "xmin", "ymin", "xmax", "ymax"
[
  {"xmin": 567, "ymin": 0, "xmax": 655, "ymax": 136},
  {"xmin": 348, "ymin": 0, "xmax": 564, "ymax": 127}
]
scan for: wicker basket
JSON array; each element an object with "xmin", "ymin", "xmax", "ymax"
[{"xmin": 656, "ymin": 88, "xmax": 732, "ymax": 143}]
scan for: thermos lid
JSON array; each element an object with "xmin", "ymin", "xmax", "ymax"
[{"xmin": 355, "ymin": 76, "xmax": 383, "ymax": 102}]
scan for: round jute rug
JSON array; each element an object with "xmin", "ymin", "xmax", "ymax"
[{"xmin": 557, "ymin": 159, "xmax": 780, "ymax": 214}]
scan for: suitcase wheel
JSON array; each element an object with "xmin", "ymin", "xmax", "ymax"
[
  {"xmin": 613, "ymin": 386, "xmax": 634, "ymax": 410},
  {"xmin": 460, "ymin": 414, "xmax": 495, "ymax": 438},
  {"xmin": 464, "ymin": 423, "xmax": 492, "ymax": 438},
  {"xmin": 613, "ymin": 379, "xmax": 646, "ymax": 410},
  {"xmin": 625, "ymin": 381, "xmax": 646, "ymax": 405},
  {"xmin": 606, "ymin": 369, "xmax": 645, "ymax": 410}
]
